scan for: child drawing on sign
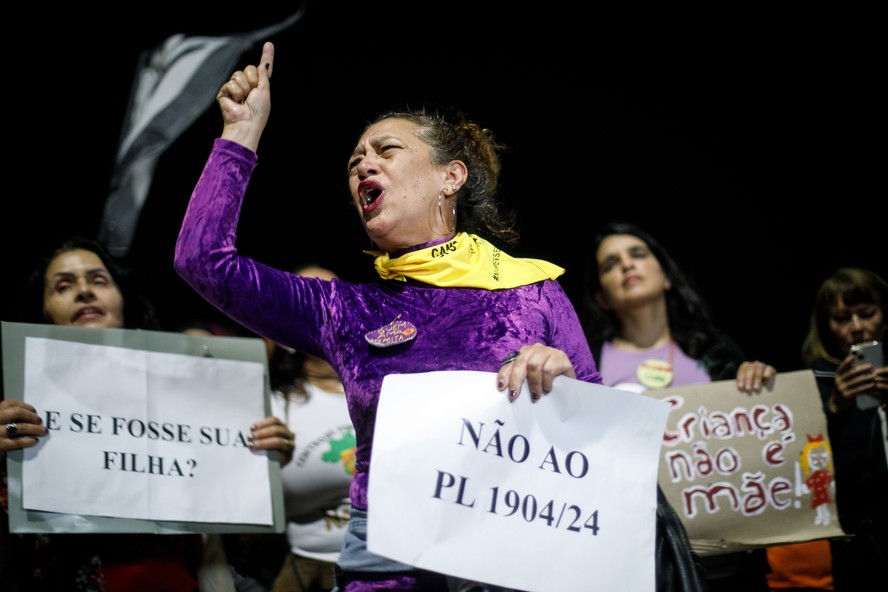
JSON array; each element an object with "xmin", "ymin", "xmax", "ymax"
[{"xmin": 800, "ymin": 433, "xmax": 835, "ymax": 526}]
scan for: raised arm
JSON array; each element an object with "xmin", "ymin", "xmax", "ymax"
[
  {"xmin": 174, "ymin": 41, "xmax": 321, "ymax": 352},
  {"xmin": 218, "ymin": 41, "xmax": 275, "ymax": 152}
]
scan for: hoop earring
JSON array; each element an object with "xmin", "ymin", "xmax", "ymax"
[
  {"xmin": 450, "ymin": 201, "xmax": 457, "ymax": 234},
  {"xmin": 438, "ymin": 192, "xmax": 456, "ymax": 234}
]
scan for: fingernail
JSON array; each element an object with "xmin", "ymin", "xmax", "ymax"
[
  {"xmin": 508, "ymin": 389, "xmax": 518, "ymax": 401},
  {"xmin": 497, "ymin": 379, "xmax": 505, "ymax": 391}
]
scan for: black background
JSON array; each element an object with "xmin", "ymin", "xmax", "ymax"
[{"xmin": 4, "ymin": 3, "xmax": 883, "ymax": 373}]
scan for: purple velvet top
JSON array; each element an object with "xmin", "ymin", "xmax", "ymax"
[{"xmin": 174, "ymin": 138, "xmax": 602, "ymax": 512}]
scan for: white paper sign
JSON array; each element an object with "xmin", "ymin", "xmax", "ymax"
[
  {"xmin": 21, "ymin": 337, "xmax": 273, "ymax": 525},
  {"xmin": 368, "ymin": 371, "xmax": 671, "ymax": 592}
]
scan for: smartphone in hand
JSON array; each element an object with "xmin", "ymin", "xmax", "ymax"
[{"xmin": 850, "ymin": 341, "xmax": 884, "ymax": 410}]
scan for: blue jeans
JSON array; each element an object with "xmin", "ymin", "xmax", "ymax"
[{"xmin": 331, "ymin": 509, "xmax": 518, "ymax": 592}]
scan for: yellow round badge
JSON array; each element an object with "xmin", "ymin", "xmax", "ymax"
[{"xmin": 637, "ymin": 359, "xmax": 674, "ymax": 389}]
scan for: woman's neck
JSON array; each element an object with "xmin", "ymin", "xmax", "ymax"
[
  {"xmin": 612, "ymin": 301, "xmax": 671, "ymax": 351},
  {"xmin": 387, "ymin": 233, "xmax": 457, "ymax": 258}
]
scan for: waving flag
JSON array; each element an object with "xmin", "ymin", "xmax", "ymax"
[{"xmin": 99, "ymin": 10, "xmax": 305, "ymax": 257}]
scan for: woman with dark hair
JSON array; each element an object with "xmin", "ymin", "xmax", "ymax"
[
  {"xmin": 23, "ymin": 235, "xmax": 160, "ymax": 330},
  {"xmin": 799, "ymin": 267, "xmax": 887, "ymax": 590},
  {"xmin": 581, "ymin": 221, "xmax": 777, "ymax": 592},
  {"xmin": 582, "ymin": 222, "xmax": 774, "ymax": 390},
  {"xmin": 1, "ymin": 236, "xmax": 294, "ymax": 591}
]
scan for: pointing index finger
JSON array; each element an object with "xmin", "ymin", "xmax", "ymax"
[{"xmin": 261, "ymin": 41, "xmax": 275, "ymax": 79}]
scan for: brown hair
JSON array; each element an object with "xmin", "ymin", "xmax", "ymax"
[{"xmin": 801, "ymin": 267, "xmax": 888, "ymax": 365}]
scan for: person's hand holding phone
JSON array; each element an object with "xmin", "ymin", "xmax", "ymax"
[
  {"xmin": 836, "ymin": 341, "xmax": 888, "ymax": 410},
  {"xmin": 837, "ymin": 341, "xmax": 886, "ymax": 410}
]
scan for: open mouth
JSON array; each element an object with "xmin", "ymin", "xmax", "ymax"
[{"xmin": 363, "ymin": 187, "xmax": 382, "ymax": 206}]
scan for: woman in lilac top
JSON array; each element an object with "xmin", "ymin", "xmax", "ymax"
[
  {"xmin": 580, "ymin": 221, "xmax": 779, "ymax": 592},
  {"xmin": 174, "ymin": 42, "xmax": 600, "ymax": 592}
]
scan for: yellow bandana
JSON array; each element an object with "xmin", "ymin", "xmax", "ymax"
[{"xmin": 365, "ymin": 232, "xmax": 564, "ymax": 289}]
